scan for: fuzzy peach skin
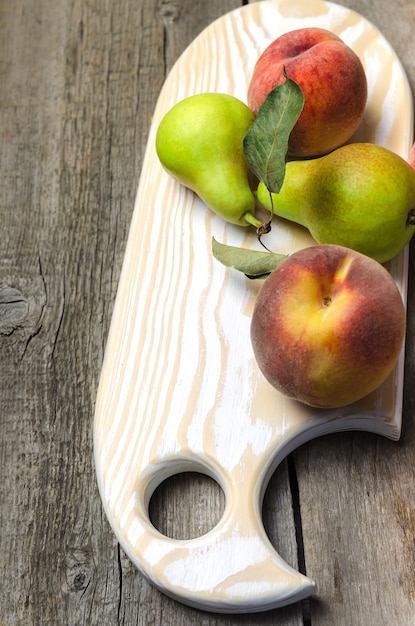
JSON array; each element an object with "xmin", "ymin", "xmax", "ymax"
[
  {"xmin": 250, "ymin": 245, "xmax": 406, "ymax": 409},
  {"xmin": 247, "ymin": 28, "xmax": 368, "ymax": 158}
]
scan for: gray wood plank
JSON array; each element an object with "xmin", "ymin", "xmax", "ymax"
[{"xmin": 0, "ymin": 0, "xmax": 414, "ymax": 624}]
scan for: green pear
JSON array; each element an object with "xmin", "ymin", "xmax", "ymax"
[
  {"xmin": 156, "ymin": 93, "xmax": 261, "ymax": 227},
  {"xmin": 256, "ymin": 143, "xmax": 415, "ymax": 263}
]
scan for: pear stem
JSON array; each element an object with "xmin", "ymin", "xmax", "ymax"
[
  {"xmin": 242, "ymin": 211, "xmax": 273, "ymax": 251},
  {"xmin": 407, "ymin": 207, "xmax": 415, "ymax": 226},
  {"xmin": 256, "ymin": 219, "xmax": 273, "ymax": 251},
  {"xmin": 242, "ymin": 211, "xmax": 264, "ymax": 229}
]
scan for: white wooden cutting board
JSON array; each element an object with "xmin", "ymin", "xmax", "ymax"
[{"xmin": 94, "ymin": 0, "xmax": 414, "ymax": 613}]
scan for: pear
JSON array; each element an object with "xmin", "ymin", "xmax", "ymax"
[
  {"xmin": 256, "ymin": 143, "xmax": 415, "ymax": 263},
  {"xmin": 156, "ymin": 93, "xmax": 261, "ymax": 227}
]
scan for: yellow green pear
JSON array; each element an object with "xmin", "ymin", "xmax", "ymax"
[
  {"xmin": 256, "ymin": 143, "xmax": 415, "ymax": 263},
  {"xmin": 156, "ymin": 93, "xmax": 261, "ymax": 227}
]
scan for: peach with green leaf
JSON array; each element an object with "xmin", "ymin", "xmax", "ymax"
[{"xmin": 247, "ymin": 27, "xmax": 368, "ymax": 158}]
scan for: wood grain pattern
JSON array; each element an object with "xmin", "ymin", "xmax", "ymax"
[
  {"xmin": 94, "ymin": 0, "xmax": 412, "ymax": 615},
  {"xmin": 1, "ymin": 0, "xmax": 415, "ymax": 624}
]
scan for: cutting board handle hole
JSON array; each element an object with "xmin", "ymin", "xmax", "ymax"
[{"xmin": 148, "ymin": 471, "xmax": 226, "ymax": 540}]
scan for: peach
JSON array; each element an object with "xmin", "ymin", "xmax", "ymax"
[
  {"xmin": 247, "ymin": 28, "xmax": 368, "ymax": 158},
  {"xmin": 250, "ymin": 245, "xmax": 406, "ymax": 408}
]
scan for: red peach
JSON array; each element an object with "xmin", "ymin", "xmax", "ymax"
[
  {"xmin": 250, "ymin": 245, "xmax": 405, "ymax": 408},
  {"xmin": 247, "ymin": 28, "xmax": 368, "ymax": 158}
]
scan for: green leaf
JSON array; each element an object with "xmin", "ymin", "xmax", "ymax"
[
  {"xmin": 243, "ymin": 75, "xmax": 304, "ymax": 194},
  {"xmin": 212, "ymin": 237, "xmax": 288, "ymax": 279}
]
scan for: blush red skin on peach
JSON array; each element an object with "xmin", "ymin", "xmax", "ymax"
[
  {"xmin": 250, "ymin": 245, "xmax": 406, "ymax": 409},
  {"xmin": 247, "ymin": 28, "xmax": 368, "ymax": 157}
]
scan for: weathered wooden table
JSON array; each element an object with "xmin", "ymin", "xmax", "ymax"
[{"xmin": 1, "ymin": 1, "xmax": 415, "ymax": 624}]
